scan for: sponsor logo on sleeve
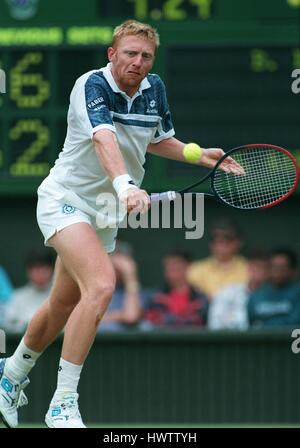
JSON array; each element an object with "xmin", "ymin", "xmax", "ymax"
[{"xmin": 87, "ymin": 97, "xmax": 105, "ymax": 109}]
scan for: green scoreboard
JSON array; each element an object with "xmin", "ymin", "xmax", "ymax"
[{"xmin": 0, "ymin": 0, "xmax": 299, "ymax": 195}]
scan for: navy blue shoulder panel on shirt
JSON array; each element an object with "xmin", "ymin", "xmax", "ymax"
[
  {"xmin": 146, "ymin": 74, "xmax": 169, "ymax": 114},
  {"xmin": 84, "ymin": 71, "xmax": 115, "ymax": 129},
  {"xmin": 145, "ymin": 74, "xmax": 174, "ymax": 137},
  {"xmin": 84, "ymin": 71, "xmax": 174, "ymax": 133}
]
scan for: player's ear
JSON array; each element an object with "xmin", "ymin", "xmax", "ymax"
[{"xmin": 107, "ymin": 47, "xmax": 115, "ymax": 61}]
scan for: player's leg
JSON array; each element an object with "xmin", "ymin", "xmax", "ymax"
[
  {"xmin": 45, "ymin": 222, "xmax": 116, "ymax": 428},
  {"xmin": 51, "ymin": 223, "xmax": 116, "ymax": 363},
  {"xmin": 24, "ymin": 256, "xmax": 81, "ymax": 352},
  {"xmin": 0, "ymin": 256, "xmax": 81, "ymax": 428}
]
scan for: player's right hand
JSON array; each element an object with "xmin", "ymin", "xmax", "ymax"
[{"xmin": 120, "ymin": 187, "xmax": 150, "ymax": 214}]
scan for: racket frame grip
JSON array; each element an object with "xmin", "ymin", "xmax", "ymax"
[{"xmin": 150, "ymin": 191, "xmax": 177, "ymax": 203}]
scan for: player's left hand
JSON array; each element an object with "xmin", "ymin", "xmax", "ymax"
[{"xmin": 200, "ymin": 148, "xmax": 245, "ymax": 175}]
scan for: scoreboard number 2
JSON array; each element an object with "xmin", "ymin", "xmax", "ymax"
[{"xmin": 9, "ymin": 119, "xmax": 50, "ymax": 176}]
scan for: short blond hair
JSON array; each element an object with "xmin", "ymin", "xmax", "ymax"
[{"xmin": 112, "ymin": 20, "xmax": 160, "ymax": 49}]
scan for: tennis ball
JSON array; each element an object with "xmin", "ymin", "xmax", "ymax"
[{"xmin": 183, "ymin": 143, "xmax": 203, "ymax": 163}]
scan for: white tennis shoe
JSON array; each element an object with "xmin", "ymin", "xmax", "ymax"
[
  {"xmin": 45, "ymin": 392, "xmax": 86, "ymax": 428},
  {"xmin": 0, "ymin": 358, "xmax": 30, "ymax": 428}
]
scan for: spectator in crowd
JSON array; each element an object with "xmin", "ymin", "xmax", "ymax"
[
  {"xmin": 248, "ymin": 248, "xmax": 300, "ymax": 328},
  {"xmin": 99, "ymin": 241, "xmax": 142, "ymax": 331},
  {"xmin": 4, "ymin": 249, "xmax": 55, "ymax": 333},
  {"xmin": 0, "ymin": 265, "xmax": 13, "ymax": 327},
  {"xmin": 187, "ymin": 218, "xmax": 248, "ymax": 299},
  {"xmin": 143, "ymin": 250, "xmax": 209, "ymax": 328},
  {"xmin": 208, "ymin": 250, "xmax": 269, "ymax": 330}
]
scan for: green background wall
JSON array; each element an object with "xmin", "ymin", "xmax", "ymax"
[{"xmin": 4, "ymin": 330, "xmax": 299, "ymax": 425}]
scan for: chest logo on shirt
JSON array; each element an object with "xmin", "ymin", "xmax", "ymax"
[
  {"xmin": 146, "ymin": 99, "xmax": 158, "ymax": 114},
  {"xmin": 62, "ymin": 204, "xmax": 76, "ymax": 214},
  {"xmin": 87, "ymin": 97, "xmax": 104, "ymax": 109}
]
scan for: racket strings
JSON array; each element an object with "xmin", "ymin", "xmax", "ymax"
[{"xmin": 213, "ymin": 146, "xmax": 297, "ymax": 209}]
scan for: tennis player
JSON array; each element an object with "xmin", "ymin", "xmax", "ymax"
[{"xmin": 0, "ymin": 20, "xmax": 242, "ymax": 428}]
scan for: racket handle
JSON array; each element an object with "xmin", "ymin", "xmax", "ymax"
[{"xmin": 150, "ymin": 191, "xmax": 177, "ymax": 203}]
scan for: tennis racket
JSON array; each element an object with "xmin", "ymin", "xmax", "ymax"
[{"xmin": 150, "ymin": 144, "xmax": 299, "ymax": 210}]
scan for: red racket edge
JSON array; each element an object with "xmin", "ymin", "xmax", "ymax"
[
  {"xmin": 228, "ymin": 144, "xmax": 299, "ymax": 209},
  {"xmin": 260, "ymin": 149, "xmax": 299, "ymax": 209},
  {"xmin": 248, "ymin": 145, "xmax": 300, "ymax": 209}
]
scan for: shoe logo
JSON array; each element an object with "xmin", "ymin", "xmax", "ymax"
[
  {"xmin": 1, "ymin": 378, "xmax": 13, "ymax": 393},
  {"xmin": 23, "ymin": 354, "xmax": 31, "ymax": 359},
  {"xmin": 52, "ymin": 407, "xmax": 61, "ymax": 417}
]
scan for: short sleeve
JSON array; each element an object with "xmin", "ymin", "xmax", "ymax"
[
  {"xmin": 151, "ymin": 77, "xmax": 175, "ymax": 144},
  {"xmin": 84, "ymin": 73, "xmax": 116, "ymax": 135}
]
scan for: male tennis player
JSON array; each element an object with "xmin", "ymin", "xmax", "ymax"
[{"xmin": 0, "ymin": 20, "xmax": 242, "ymax": 428}]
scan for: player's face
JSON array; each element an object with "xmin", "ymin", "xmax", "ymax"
[{"xmin": 108, "ymin": 35, "xmax": 156, "ymax": 96}]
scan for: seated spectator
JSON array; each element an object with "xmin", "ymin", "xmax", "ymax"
[
  {"xmin": 99, "ymin": 241, "xmax": 142, "ymax": 331},
  {"xmin": 208, "ymin": 250, "xmax": 269, "ymax": 330},
  {"xmin": 187, "ymin": 218, "xmax": 248, "ymax": 299},
  {"xmin": 143, "ymin": 250, "xmax": 209, "ymax": 328},
  {"xmin": 248, "ymin": 248, "xmax": 300, "ymax": 328},
  {"xmin": 0, "ymin": 265, "xmax": 13, "ymax": 327},
  {"xmin": 4, "ymin": 249, "xmax": 54, "ymax": 333}
]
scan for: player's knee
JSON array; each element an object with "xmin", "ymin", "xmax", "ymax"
[
  {"xmin": 87, "ymin": 281, "xmax": 115, "ymax": 309},
  {"xmin": 88, "ymin": 283, "xmax": 115, "ymax": 325},
  {"xmin": 60, "ymin": 299, "xmax": 79, "ymax": 314},
  {"xmin": 50, "ymin": 294, "xmax": 80, "ymax": 314}
]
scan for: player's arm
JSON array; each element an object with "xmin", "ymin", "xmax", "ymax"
[
  {"xmin": 148, "ymin": 78, "xmax": 242, "ymax": 173},
  {"xmin": 93, "ymin": 129, "xmax": 150, "ymax": 213},
  {"xmin": 83, "ymin": 73, "xmax": 149, "ymax": 212},
  {"xmin": 93, "ymin": 129, "xmax": 128, "ymax": 179},
  {"xmin": 147, "ymin": 137, "xmax": 243, "ymax": 173}
]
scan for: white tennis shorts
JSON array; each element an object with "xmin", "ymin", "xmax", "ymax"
[{"xmin": 36, "ymin": 178, "xmax": 118, "ymax": 253}]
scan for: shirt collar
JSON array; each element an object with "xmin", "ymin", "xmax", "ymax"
[{"xmin": 101, "ymin": 63, "xmax": 151, "ymax": 96}]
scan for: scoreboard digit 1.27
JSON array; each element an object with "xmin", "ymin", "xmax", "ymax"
[{"xmin": 0, "ymin": 0, "xmax": 299, "ymax": 194}]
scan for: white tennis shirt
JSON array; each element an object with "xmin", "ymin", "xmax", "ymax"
[{"xmin": 41, "ymin": 63, "xmax": 175, "ymax": 213}]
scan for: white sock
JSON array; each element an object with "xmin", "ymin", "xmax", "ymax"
[
  {"xmin": 54, "ymin": 358, "xmax": 83, "ymax": 398},
  {"xmin": 5, "ymin": 337, "xmax": 42, "ymax": 382}
]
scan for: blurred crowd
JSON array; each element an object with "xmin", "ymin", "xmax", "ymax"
[{"xmin": 1, "ymin": 217, "xmax": 300, "ymax": 333}]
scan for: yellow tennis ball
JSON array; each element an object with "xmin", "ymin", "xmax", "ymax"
[{"xmin": 183, "ymin": 143, "xmax": 203, "ymax": 163}]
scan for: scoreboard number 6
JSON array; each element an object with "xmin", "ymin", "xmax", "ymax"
[{"xmin": 10, "ymin": 52, "xmax": 50, "ymax": 108}]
